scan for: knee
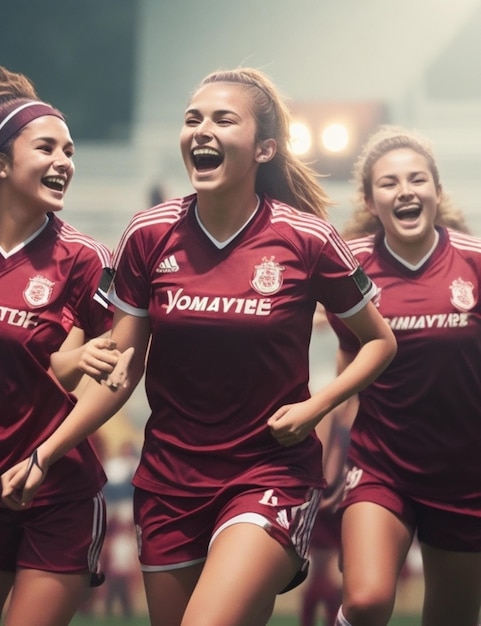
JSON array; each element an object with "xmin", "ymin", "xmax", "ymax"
[{"xmin": 343, "ymin": 587, "xmax": 395, "ymax": 626}]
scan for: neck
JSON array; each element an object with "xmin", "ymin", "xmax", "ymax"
[
  {"xmin": 384, "ymin": 229, "xmax": 439, "ymax": 267},
  {"xmin": 0, "ymin": 208, "xmax": 49, "ymax": 253},
  {"xmin": 196, "ymin": 192, "xmax": 259, "ymax": 242}
]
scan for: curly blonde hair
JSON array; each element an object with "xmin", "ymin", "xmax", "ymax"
[
  {"xmin": 342, "ymin": 125, "xmax": 470, "ymax": 238},
  {"xmin": 196, "ymin": 67, "xmax": 333, "ymax": 218}
]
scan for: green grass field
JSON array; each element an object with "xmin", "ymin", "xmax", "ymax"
[{"xmin": 70, "ymin": 612, "xmax": 420, "ymax": 625}]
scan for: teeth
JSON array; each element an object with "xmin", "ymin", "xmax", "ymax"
[
  {"xmin": 44, "ymin": 176, "xmax": 65, "ymax": 188},
  {"xmin": 192, "ymin": 148, "xmax": 220, "ymax": 157}
]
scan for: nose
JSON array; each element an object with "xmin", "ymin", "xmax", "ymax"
[
  {"xmin": 398, "ymin": 180, "xmax": 414, "ymax": 199},
  {"xmin": 53, "ymin": 152, "xmax": 72, "ymax": 172},
  {"xmin": 193, "ymin": 119, "xmax": 214, "ymax": 143}
]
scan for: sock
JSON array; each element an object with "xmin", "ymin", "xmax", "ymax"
[{"xmin": 335, "ymin": 606, "xmax": 353, "ymax": 626}]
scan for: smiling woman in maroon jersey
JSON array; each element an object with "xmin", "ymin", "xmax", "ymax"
[
  {"xmin": 2, "ymin": 68, "xmax": 396, "ymax": 626},
  {"xmin": 328, "ymin": 126, "xmax": 481, "ymax": 626},
  {"xmin": 0, "ymin": 65, "xmax": 120, "ymax": 625}
]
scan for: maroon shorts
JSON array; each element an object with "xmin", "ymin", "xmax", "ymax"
[
  {"xmin": 134, "ymin": 484, "xmax": 322, "ymax": 570},
  {"xmin": 0, "ymin": 492, "xmax": 106, "ymax": 581},
  {"xmin": 309, "ymin": 507, "xmax": 341, "ymax": 550},
  {"xmin": 341, "ymin": 466, "xmax": 481, "ymax": 552}
]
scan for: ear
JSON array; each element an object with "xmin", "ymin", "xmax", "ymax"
[
  {"xmin": 365, "ymin": 195, "xmax": 378, "ymax": 218},
  {"xmin": 255, "ymin": 138, "xmax": 277, "ymax": 164},
  {"xmin": 0, "ymin": 156, "xmax": 9, "ymax": 179}
]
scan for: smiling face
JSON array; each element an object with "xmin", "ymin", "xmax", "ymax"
[
  {"xmin": 180, "ymin": 82, "xmax": 275, "ymax": 200},
  {"xmin": 366, "ymin": 147, "xmax": 441, "ymax": 260},
  {"xmin": 0, "ymin": 115, "xmax": 75, "ymax": 215}
]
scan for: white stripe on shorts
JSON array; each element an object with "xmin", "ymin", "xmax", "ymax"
[{"xmin": 87, "ymin": 492, "xmax": 105, "ymax": 573}]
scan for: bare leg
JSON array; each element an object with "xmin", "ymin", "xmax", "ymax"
[
  {"xmin": 4, "ymin": 568, "xmax": 90, "ymax": 626},
  {"xmin": 143, "ymin": 562, "xmax": 204, "ymax": 626},
  {"xmin": 341, "ymin": 502, "xmax": 413, "ymax": 626},
  {"xmin": 421, "ymin": 543, "xmax": 481, "ymax": 626},
  {"xmin": 0, "ymin": 571, "xmax": 14, "ymax": 618},
  {"xmin": 182, "ymin": 523, "xmax": 300, "ymax": 626}
]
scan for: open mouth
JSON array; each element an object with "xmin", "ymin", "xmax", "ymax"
[
  {"xmin": 394, "ymin": 205, "xmax": 422, "ymax": 221},
  {"xmin": 192, "ymin": 148, "xmax": 223, "ymax": 171},
  {"xmin": 42, "ymin": 176, "xmax": 66, "ymax": 192}
]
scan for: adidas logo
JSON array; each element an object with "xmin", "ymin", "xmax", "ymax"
[{"xmin": 156, "ymin": 254, "xmax": 180, "ymax": 273}]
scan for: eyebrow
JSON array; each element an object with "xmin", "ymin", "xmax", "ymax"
[
  {"xmin": 33, "ymin": 136, "xmax": 74, "ymax": 148},
  {"xmin": 185, "ymin": 108, "xmax": 239, "ymax": 117}
]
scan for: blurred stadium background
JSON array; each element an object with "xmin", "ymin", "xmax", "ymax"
[{"xmin": 3, "ymin": 1, "xmax": 481, "ymax": 622}]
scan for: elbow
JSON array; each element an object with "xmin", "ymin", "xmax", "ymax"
[{"xmin": 385, "ymin": 327, "xmax": 397, "ymax": 365}]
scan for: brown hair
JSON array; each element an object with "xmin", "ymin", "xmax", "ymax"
[
  {"xmin": 196, "ymin": 68, "xmax": 333, "ymax": 218},
  {"xmin": 343, "ymin": 125, "xmax": 469, "ymax": 238},
  {"xmin": 0, "ymin": 66, "xmax": 40, "ymax": 160},
  {"xmin": 0, "ymin": 66, "xmax": 38, "ymax": 104}
]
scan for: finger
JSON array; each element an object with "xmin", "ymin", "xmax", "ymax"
[
  {"xmin": 2, "ymin": 492, "xmax": 26, "ymax": 510},
  {"xmin": 267, "ymin": 405, "xmax": 291, "ymax": 426},
  {"xmin": 96, "ymin": 338, "xmax": 117, "ymax": 350},
  {"xmin": 105, "ymin": 346, "xmax": 135, "ymax": 389}
]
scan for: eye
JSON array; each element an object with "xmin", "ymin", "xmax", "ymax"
[
  {"xmin": 217, "ymin": 118, "xmax": 235, "ymax": 126},
  {"xmin": 184, "ymin": 116, "xmax": 200, "ymax": 126},
  {"xmin": 38, "ymin": 143, "xmax": 53, "ymax": 154}
]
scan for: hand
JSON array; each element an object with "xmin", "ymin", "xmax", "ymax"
[
  {"xmin": 267, "ymin": 400, "xmax": 320, "ymax": 447},
  {"xmin": 78, "ymin": 337, "xmax": 121, "ymax": 382},
  {"xmin": 103, "ymin": 347, "xmax": 135, "ymax": 391},
  {"xmin": 1, "ymin": 449, "xmax": 47, "ymax": 510}
]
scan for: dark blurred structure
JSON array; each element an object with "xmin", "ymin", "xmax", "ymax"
[{"xmin": 0, "ymin": 0, "xmax": 138, "ymax": 141}]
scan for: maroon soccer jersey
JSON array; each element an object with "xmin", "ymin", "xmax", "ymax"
[
  {"xmin": 110, "ymin": 195, "xmax": 374, "ymax": 496},
  {"xmin": 329, "ymin": 228, "xmax": 481, "ymax": 503},
  {"xmin": 0, "ymin": 214, "xmax": 112, "ymax": 504}
]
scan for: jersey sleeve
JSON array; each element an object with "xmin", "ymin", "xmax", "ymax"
[
  {"xmin": 311, "ymin": 228, "xmax": 376, "ymax": 316},
  {"xmin": 67, "ymin": 245, "xmax": 114, "ymax": 339},
  {"xmin": 109, "ymin": 223, "xmax": 151, "ymax": 317}
]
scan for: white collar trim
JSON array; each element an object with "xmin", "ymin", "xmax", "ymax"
[
  {"xmin": 0, "ymin": 215, "xmax": 50, "ymax": 259},
  {"xmin": 195, "ymin": 196, "xmax": 260, "ymax": 249},
  {"xmin": 384, "ymin": 230, "xmax": 439, "ymax": 271}
]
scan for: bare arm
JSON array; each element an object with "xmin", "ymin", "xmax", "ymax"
[
  {"xmin": 1, "ymin": 308, "xmax": 150, "ymax": 509},
  {"xmin": 314, "ymin": 348, "xmax": 358, "ymax": 508},
  {"xmin": 268, "ymin": 301, "xmax": 396, "ymax": 446}
]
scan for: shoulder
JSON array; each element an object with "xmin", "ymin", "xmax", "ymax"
[
  {"xmin": 112, "ymin": 195, "xmax": 193, "ymax": 267},
  {"xmin": 265, "ymin": 196, "xmax": 341, "ymax": 244},
  {"xmin": 446, "ymin": 228, "xmax": 481, "ymax": 256},
  {"xmin": 345, "ymin": 234, "xmax": 376, "ymax": 261},
  {"xmin": 52, "ymin": 215, "xmax": 111, "ymax": 267},
  {"xmin": 123, "ymin": 195, "xmax": 192, "ymax": 238}
]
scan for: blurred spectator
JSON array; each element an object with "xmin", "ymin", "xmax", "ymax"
[{"xmin": 104, "ymin": 500, "xmax": 140, "ymax": 618}]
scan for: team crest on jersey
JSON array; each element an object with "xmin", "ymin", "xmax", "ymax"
[
  {"xmin": 449, "ymin": 277, "xmax": 475, "ymax": 312},
  {"xmin": 23, "ymin": 275, "xmax": 55, "ymax": 308},
  {"xmin": 250, "ymin": 256, "xmax": 285, "ymax": 295}
]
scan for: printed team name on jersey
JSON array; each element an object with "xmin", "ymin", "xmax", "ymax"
[
  {"xmin": 165, "ymin": 288, "xmax": 272, "ymax": 316},
  {"xmin": 387, "ymin": 312, "xmax": 469, "ymax": 330},
  {"xmin": 0, "ymin": 306, "xmax": 39, "ymax": 329}
]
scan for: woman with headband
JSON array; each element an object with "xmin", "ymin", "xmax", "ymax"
[
  {"xmin": 0, "ymin": 65, "xmax": 118, "ymax": 625},
  {"xmin": 2, "ymin": 67, "xmax": 396, "ymax": 626}
]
